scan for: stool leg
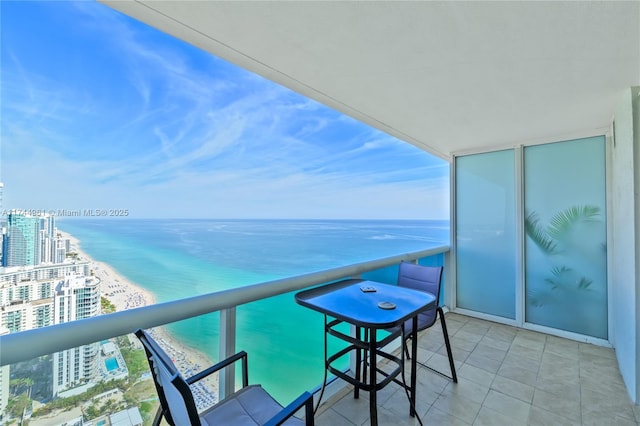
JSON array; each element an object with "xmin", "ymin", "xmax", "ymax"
[
  {"xmin": 438, "ymin": 308, "xmax": 457, "ymax": 383},
  {"xmin": 355, "ymin": 326, "xmax": 361, "ymax": 398},
  {"xmin": 369, "ymin": 328, "xmax": 378, "ymax": 426}
]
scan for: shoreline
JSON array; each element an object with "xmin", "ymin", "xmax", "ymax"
[{"xmin": 59, "ymin": 231, "xmax": 219, "ymax": 404}]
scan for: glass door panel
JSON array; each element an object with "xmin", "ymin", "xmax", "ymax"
[
  {"xmin": 456, "ymin": 150, "xmax": 516, "ymax": 319},
  {"xmin": 524, "ymin": 137, "xmax": 607, "ymax": 338}
]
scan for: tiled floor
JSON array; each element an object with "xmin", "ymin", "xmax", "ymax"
[{"xmin": 314, "ymin": 313, "xmax": 640, "ymax": 426}]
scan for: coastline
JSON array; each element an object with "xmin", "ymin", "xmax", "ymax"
[{"xmin": 59, "ymin": 231, "xmax": 219, "ymax": 404}]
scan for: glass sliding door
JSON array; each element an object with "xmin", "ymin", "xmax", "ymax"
[
  {"xmin": 455, "ymin": 150, "xmax": 516, "ymax": 319},
  {"xmin": 524, "ymin": 136, "xmax": 607, "ymax": 339}
]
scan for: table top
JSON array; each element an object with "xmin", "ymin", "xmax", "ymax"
[{"xmin": 295, "ymin": 279, "xmax": 436, "ymax": 329}]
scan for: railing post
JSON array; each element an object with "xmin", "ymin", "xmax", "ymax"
[{"xmin": 219, "ymin": 307, "xmax": 237, "ymax": 399}]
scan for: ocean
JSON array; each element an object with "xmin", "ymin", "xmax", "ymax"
[{"xmin": 58, "ymin": 218, "xmax": 449, "ymax": 402}]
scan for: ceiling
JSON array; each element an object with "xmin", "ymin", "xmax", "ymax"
[{"xmin": 102, "ymin": 1, "xmax": 640, "ymax": 160}]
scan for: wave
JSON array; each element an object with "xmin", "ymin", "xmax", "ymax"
[{"xmin": 369, "ymin": 234, "xmax": 398, "ymax": 240}]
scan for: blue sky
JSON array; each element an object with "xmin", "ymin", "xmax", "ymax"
[{"xmin": 1, "ymin": 1, "xmax": 449, "ymax": 220}]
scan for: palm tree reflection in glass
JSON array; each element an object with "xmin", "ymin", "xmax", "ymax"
[{"xmin": 525, "ymin": 205, "xmax": 607, "ymax": 338}]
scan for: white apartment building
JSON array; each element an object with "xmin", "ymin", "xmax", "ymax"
[
  {"xmin": 52, "ymin": 274, "xmax": 101, "ymax": 396},
  {"xmin": 0, "ymin": 266, "xmax": 101, "ymax": 398},
  {"xmin": 0, "ymin": 262, "xmax": 90, "ymax": 287},
  {"xmin": 38, "ymin": 217, "xmax": 69, "ymax": 265}
]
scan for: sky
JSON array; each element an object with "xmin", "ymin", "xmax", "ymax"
[{"xmin": 0, "ymin": 1, "xmax": 449, "ymax": 220}]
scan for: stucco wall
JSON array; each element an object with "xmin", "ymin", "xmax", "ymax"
[
  {"xmin": 634, "ymin": 87, "xmax": 640, "ymax": 405},
  {"xmin": 611, "ymin": 86, "xmax": 639, "ymax": 404}
]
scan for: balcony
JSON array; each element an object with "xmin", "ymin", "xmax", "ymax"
[
  {"xmin": 2, "ymin": 248, "xmax": 638, "ymax": 425},
  {"xmin": 1, "ymin": 2, "xmax": 638, "ymax": 424},
  {"xmin": 315, "ymin": 313, "xmax": 640, "ymax": 425}
]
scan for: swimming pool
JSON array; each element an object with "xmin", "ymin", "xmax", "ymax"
[{"xmin": 105, "ymin": 357, "xmax": 119, "ymax": 372}]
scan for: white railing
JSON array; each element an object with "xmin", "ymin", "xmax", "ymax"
[{"xmin": 1, "ymin": 246, "xmax": 448, "ymax": 396}]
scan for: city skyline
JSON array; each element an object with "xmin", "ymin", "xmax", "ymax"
[{"xmin": 1, "ymin": 1, "xmax": 449, "ymax": 220}]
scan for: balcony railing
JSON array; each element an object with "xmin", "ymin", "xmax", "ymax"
[{"xmin": 1, "ymin": 245, "xmax": 449, "ymax": 405}]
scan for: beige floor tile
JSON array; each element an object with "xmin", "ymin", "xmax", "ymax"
[
  {"xmin": 424, "ymin": 352, "xmax": 463, "ymax": 378},
  {"xmin": 432, "ymin": 393, "xmax": 482, "ymax": 424},
  {"xmin": 473, "ymin": 406, "xmax": 521, "ymax": 426},
  {"xmin": 535, "ymin": 378, "xmax": 581, "ymax": 401},
  {"xmin": 479, "ymin": 334, "xmax": 512, "ymax": 351},
  {"xmin": 633, "ymin": 403, "xmax": 640, "ymax": 424},
  {"xmin": 374, "ymin": 409, "xmax": 424, "ymax": 426},
  {"xmin": 424, "ymin": 406, "xmax": 472, "ymax": 426},
  {"xmin": 436, "ymin": 343, "xmax": 470, "ymax": 364},
  {"xmin": 485, "ymin": 323, "xmax": 518, "ymax": 339},
  {"xmin": 540, "ymin": 351, "xmax": 580, "ymax": 371},
  {"xmin": 502, "ymin": 351, "xmax": 541, "ymax": 372},
  {"xmin": 579, "ymin": 372, "xmax": 631, "ymax": 400},
  {"xmin": 527, "ymin": 406, "xmax": 581, "ymax": 426},
  {"xmin": 314, "ymin": 314, "xmax": 639, "ymax": 426},
  {"xmin": 472, "ymin": 342, "xmax": 508, "ymax": 362},
  {"xmin": 413, "ymin": 347, "xmax": 436, "ymax": 365},
  {"xmin": 581, "ymin": 407, "xmax": 638, "ymax": 426},
  {"xmin": 497, "ymin": 362, "xmax": 539, "ymax": 387},
  {"xmin": 508, "ymin": 342, "xmax": 544, "ymax": 362},
  {"xmin": 443, "ymin": 319, "xmax": 468, "ymax": 334},
  {"xmin": 580, "ymin": 358, "xmax": 625, "ymax": 377},
  {"xmin": 454, "ymin": 328, "xmax": 485, "ymax": 344},
  {"xmin": 482, "ymin": 389, "xmax": 531, "ymax": 424},
  {"xmin": 413, "ymin": 382, "xmax": 442, "ymax": 408},
  {"xmin": 449, "ymin": 335, "xmax": 481, "ymax": 352},
  {"xmin": 442, "ymin": 377, "xmax": 490, "ymax": 405},
  {"xmin": 513, "ymin": 330, "xmax": 547, "ymax": 349},
  {"xmin": 491, "ymin": 375, "xmax": 535, "ymax": 404},
  {"xmin": 380, "ymin": 387, "xmax": 429, "ymax": 420},
  {"xmin": 545, "ymin": 336, "xmax": 580, "ymax": 360},
  {"xmin": 579, "ymin": 342, "xmax": 616, "ymax": 360},
  {"xmin": 537, "ymin": 361, "xmax": 580, "ymax": 383},
  {"xmin": 581, "ymin": 387, "xmax": 636, "ymax": 421},
  {"xmin": 532, "ymin": 388, "xmax": 581, "ymax": 422},
  {"xmin": 417, "ymin": 330, "xmax": 445, "ymax": 351},
  {"xmin": 458, "ymin": 363, "xmax": 496, "ymax": 388},
  {"xmin": 415, "ymin": 364, "xmax": 452, "ymax": 394},
  {"xmin": 330, "ymin": 393, "xmax": 371, "ymax": 426},
  {"xmin": 316, "ymin": 408, "xmax": 357, "ymax": 426},
  {"xmin": 464, "ymin": 351, "xmax": 503, "ymax": 374},
  {"xmin": 460, "ymin": 321, "xmax": 492, "ymax": 336}
]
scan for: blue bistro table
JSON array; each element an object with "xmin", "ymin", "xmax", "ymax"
[{"xmin": 295, "ymin": 279, "xmax": 436, "ymax": 426}]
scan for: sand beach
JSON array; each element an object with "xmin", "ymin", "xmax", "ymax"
[{"xmin": 60, "ymin": 231, "xmax": 219, "ymax": 406}]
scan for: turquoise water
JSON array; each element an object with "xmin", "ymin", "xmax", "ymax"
[
  {"xmin": 105, "ymin": 357, "xmax": 119, "ymax": 372},
  {"xmin": 59, "ymin": 219, "xmax": 448, "ymax": 401}
]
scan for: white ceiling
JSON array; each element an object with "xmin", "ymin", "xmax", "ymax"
[{"xmin": 102, "ymin": 1, "xmax": 640, "ymax": 160}]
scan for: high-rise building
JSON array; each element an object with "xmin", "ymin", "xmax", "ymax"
[
  {"xmin": 0, "ymin": 208, "xmax": 101, "ymax": 398},
  {"xmin": 52, "ymin": 274, "xmax": 100, "ymax": 396},
  {"xmin": 0, "ymin": 265, "xmax": 100, "ymax": 398},
  {"xmin": 0, "ymin": 183, "xmax": 4, "ymax": 265},
  {"xmin": 42, "ymin": 215, "xmax": 55, "ymax": 238},
  {"xmin": 53, "ymin": 239, "xmax": 67, "ymax": 264},
  {"xmin": 2, "ymin": 212, "xmax": 40, "ymax": 267},
  {"xmin": 39, "ymin": 215, "xmax": 58, "ymax": 265},
  {"xmin": 2, "ymin": 212, "xmax": 70, "ymax": 267}
]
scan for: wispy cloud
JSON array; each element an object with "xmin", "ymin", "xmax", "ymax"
[{"xmin": 1, "ymin": 1, "xmax": 449, "ymax": 219}]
